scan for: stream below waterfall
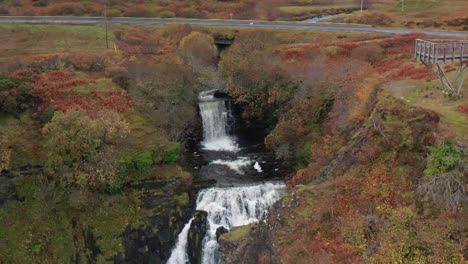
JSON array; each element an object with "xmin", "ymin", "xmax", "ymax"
[{"xmin": 167, "ymin": 90, "xmax": 292, "ymax": 264}]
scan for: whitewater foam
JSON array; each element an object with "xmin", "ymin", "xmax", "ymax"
[
  {"xmin": 202, "ymin": 136, "xmax": 239, "ymax": 152},
  {"xmin": 211, "ymin": 157, "xmax": 252, "ymax": 174}
]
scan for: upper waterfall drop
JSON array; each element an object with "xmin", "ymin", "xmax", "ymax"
[{"xmin": 198, "ymin": 90, "xmax": 238, "ymax": 152}]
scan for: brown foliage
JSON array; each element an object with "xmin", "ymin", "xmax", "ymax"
[
  {"xmin": 177, "ymin": 32, "xmax": 217, "ymax": 68},
  {"xmin": 351, "ymin": 44, "xmax": 384, "ymax": 64},
  {"xmin": 345, "ymin": 12, "xmax": 394, "ymax": 26},
  {"xmin": 117, "ymin": 29, "xmax": 163, "ymax": 55}
]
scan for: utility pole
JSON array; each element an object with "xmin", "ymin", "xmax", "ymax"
[
  {"xmin": 360, "ymin": 0, "xmax": 364, "ymax": 13},
  {"xmin": 105, "ymin": 0, "xmax": 109, "ymax": 49}
]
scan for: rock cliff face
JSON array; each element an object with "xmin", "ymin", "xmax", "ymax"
[
  {"xmin": 188, "ymin": 210, "xmax": 208, "ymax": 264},
  {"xmin": 121, "ymin": 170, "xmax": 193, "ymax": 264},
  {"xmin": 219, "ymin": 224, "xmax": 280, "ymax": 264}
]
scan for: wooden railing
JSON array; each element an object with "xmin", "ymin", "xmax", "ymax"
[{"xmin": 415, "ymin": 39, "xmax": 468, "ymax": 63}]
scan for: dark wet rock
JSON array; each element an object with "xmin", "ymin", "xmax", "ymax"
[
  {"xmin": 121, "ymin": 174, "xmax": 194, "ymax": 264},
  {"xmin": 219, "ymin": 224, "xmax": 280, "ymax": 264},
  {"xmin": 216, "ymin": 226, "xmax": 229, "ymax": 240},
  {"xmin": 188, "ymin": 210, "xmax": 208, "ymax": 264}
]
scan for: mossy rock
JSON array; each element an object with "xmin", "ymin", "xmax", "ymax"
[{"xmin": 220, "ymin": 224, "xmax": 254, "ymax": 243}]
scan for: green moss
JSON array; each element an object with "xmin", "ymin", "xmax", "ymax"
[
  {"xmin": 155, "ymin": 164, "xmax": 192, "ymax": 182},
  {"xmin": 221, "ymin": 224, "xmax": 254, "ymax": 242},
  {"xmin": 174, "ymin": 193, "xmax": 189, "ymax": 206}
]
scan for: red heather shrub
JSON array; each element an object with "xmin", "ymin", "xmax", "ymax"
[
  {"xmin": 32, "ymin": 70, "xmax": 91, "ymax": 99},
  {"xmin": 389, "ymin": 65, "xmax": 433, "ymax": 80},
  {"xmin": 32, "ymin": 70, "xmax": 131, "ymax": 114},
  {"xmin": 456, "ymin": 104, "xmax": 468, "ymax": 114},
  {"xmin": 51, "ymin": 91, "xmax": 131, "ymax": 114},
  {"xmin": 8, "ymin": 69, "xmax": 34, "ymax": 79}
]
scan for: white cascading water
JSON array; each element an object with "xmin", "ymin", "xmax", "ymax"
[
  {"xmin": 167, "ymin": 90, "xmax": 285, "ymax": 264},
  {"xmin": 167, "ymin": 219, "xmax": 193, "ymax": 264},
  {"xmin": 167, "ymin": 183, "xmax": 285, "ymax": 264},
  {"xmin": 198, "ymin": 182, "xmax": 285, "ymax": 264},
  {"xmin": 198, "ymin": 90, "xmax": 238, "ymax": 152}
]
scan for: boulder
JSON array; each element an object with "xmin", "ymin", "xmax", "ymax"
[
  {"xmin": 188, "ymin": 210, "xmax": 208, "ymax": 264},
  {"xmin": 216, "ymin": 226, "xmax": 229, "ymax": 240}
]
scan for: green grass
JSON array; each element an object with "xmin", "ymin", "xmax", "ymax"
[
  {"xmin": 0, "ymin": 24, "xmax": 116, "ymax": 59},
  {"xmin": 387, "ymin": 78, "xmax": 468, "ymax": 142},
  {"xmin": 74, "ymin": 78, "xmax": 118, "ymax": 95},
  {"xmin": 393, "ymin": 0, "xmax": 441, "ymax": 12}
]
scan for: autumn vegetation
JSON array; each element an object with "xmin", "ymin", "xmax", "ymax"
[
  {"xmin": 218, "ymin": 29, "xmax": 466, "ymax": 263},
  {"xmin": 0, "ymin": 21, "xmax": 466, "ymax": 263},
  {"xmin": 0, "ymin": 0, "xmax": 467, "ymax": 30}
]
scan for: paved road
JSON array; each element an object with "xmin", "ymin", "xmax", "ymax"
[{"xmin": 0, "ymin": 16, "xmax": 467, "ymax": 37}]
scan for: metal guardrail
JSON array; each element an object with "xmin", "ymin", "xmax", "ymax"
[{"xmin": 415, "ymin": 39, "xmax": 468, "ymax": 63}]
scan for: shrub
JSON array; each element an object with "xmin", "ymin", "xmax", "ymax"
[
  {"xmin": 178, "ymin": 31, "xmax": 217, "ymax": 67},
  {"xmin": 418, "ymin": 160, "xmax": 466, "ymax": 210},
  {"xmin": 0, "ymin": 96, "xmax": 18, "ymax": 116},
  {"xmin": 0, "ymin": 77, "xmax": 15, "ymax": 90},
  {"xmin": 106, "ymin": 8, "xmax": 122, "ymax": 17},
  {"xmin": 351, "ymin": 44, "xmax": 384, "ymax": 64},
  {"xmin": 424, "ymin": 144, "xmax": 463, "ymax": 176},
  {"xmin": 159, "ymin": 10, "xmax": 176, "ymax": 18},
  {"xmin": 417, "ymin": 144, "xmax": 465, "ymax": 210},
  {"xmin": 124, "ymin": 5, "xmax": 161, "ymax": 17},
  {"xmin": 119, "ymin": 151, "xmax": 154, "ymax": 180},
  {"xmin": 346, "ymin": 12, "xmax": 393, "ymax": 27},
  {"xmin": 0, "ymin": 7, "xmax": 9, "ymax": 15},
  {"xmin": 162, "ymin": 143, "xmax": 180, "ymax": 164},
  {"xmin": 297, "ymin": 143, "xmax": 312, "ymax": 169},
  {"xmin": 40, "ymin": 107, "xmax": 55, "ymax": 123},
  {"xmin": 42, "ymin": 111, "xmax": 105, "ymax": 174},
  {"xmin": 32, "ymin": 0, "xmax": 48, "ymax": 7}
]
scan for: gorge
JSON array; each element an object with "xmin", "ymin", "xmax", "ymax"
[{"xmin": 168, "ymin": 90, "xmax": 290, "ymax": 264}]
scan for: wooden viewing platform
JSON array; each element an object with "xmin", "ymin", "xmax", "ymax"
[
  {"xmin": 415, "ymin": 39, "xmax": 468, "ymax": 63},
  {"xmin": 415, "ymin": 39, "xmax": 467, "ymax": 96}
]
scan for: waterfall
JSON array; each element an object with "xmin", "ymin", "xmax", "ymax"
[
  {"xmin": 198, "ymin": 90, "xmax": 237, "ymax": 152},
  {"xmin": 167, "ymin": 90, "xmax": 286, "ymax": 264},
  {"xmin": 167, "ymin": 182, "xmax": 285, "ymax": 264},
  {"xmin": 198, "ymin": 182, "xmax": 285, "ymax": 264},
  {"xmin": 167, "ymin": 219, "xmax": 193, "ymax": 264}
]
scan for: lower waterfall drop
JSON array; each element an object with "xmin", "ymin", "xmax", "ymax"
[{"xmin": 167, "ymin": 182, "xmax": 285, "ymax": 264}]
